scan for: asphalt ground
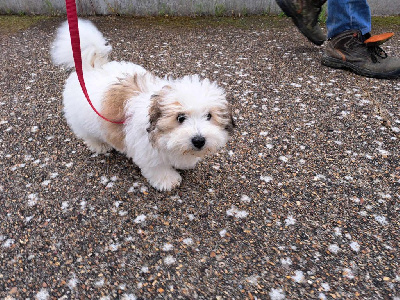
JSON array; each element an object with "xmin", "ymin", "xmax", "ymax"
[{"xmin": 0, "ymin": 15, "xmax": 399, "ymax": 299}]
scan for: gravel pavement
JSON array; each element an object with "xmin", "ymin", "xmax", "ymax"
[{"xmin": 0, "ymin": 16, "xmax": 399, "ymax": 299}]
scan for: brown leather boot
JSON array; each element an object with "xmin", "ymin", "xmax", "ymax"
[
  {"xmin": 321, "ymin": 30, "xmax": 400, "ymax": 79},
  {"xmin": 276, "ymin": 0, "xmax": 327, "ymax": 45}
]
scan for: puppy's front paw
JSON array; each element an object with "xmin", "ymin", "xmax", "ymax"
[
  {"xmin": 142, "ymin": 167, "xmax": 182, "ymax": 191},
  {"xmin": 84, "ymin": 139, "xmax": 112, "ymax": 154}
]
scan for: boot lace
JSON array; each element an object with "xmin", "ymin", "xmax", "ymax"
[{"xmin": 367, "ymin": 44, "xmax": 388, "ymax": 63}]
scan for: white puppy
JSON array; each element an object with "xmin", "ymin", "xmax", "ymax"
[{"xmin": 51, "ymin": 19, "xmax": 234, "ymax": 191}]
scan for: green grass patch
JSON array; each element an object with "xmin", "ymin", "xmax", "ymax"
[
  {"xmin": 372, "ymin": 16, "xmax": 400, "ymax": 27},
  {"xmin": 318, "ymin": 4, "xmax": 327, "ymax": 24},
  {"xmin": 0, "ymin": 15, "xmax": 48, "ymax": 36},
  {"xmin": 116, "ymin": 15, "xmax": 289, "ymax": 30}
]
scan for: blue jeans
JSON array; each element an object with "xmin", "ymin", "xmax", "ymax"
[{"xmin": 326, "ymin": 0, "xmax": 372, "ymax": 39}]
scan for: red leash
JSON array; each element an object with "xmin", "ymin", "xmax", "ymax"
[{"xmin": 65, "ymin": 0, "xmax": 124, "ymax": 124}]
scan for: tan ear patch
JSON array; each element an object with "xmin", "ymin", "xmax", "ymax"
[
  {"xmin": 210, "ymin": 104, "xmax": 235, "ymax": 134},
  {"xmin": 147, "ymin": 94, "xmax": 163, "ymax": 134},
  {"xmin": 147, "ymin": 86, "xmax": 177, "ymax": 132},
  {"xmin": 101, "ymin": 74, "xmax": 144, "ymax": 151},
  {"xmin": 147, "ymin": 87, "xmax": 183, "ymax": 145}
]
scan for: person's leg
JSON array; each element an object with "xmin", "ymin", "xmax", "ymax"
[
  {"xmin": 275, "ymin": 0, "xmax": 327, "ymax": 45},
  {"xmin": 326, "ymin": 0, "xmax": 371, "ymax": 39},
  {"xmin": 322, "ymin": 0, "xmax": 400, "ymax": 79}
]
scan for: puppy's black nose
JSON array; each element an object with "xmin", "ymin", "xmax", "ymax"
[{"xmin": 192, "ymin": 135, "xmax": 206, "ymax": 150}]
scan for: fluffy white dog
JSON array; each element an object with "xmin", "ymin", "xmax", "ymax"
[{"xmin": 51, "ymin": 19, "xmax": 234, "ymax": 191}]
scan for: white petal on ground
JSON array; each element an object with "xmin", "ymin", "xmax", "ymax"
[
  {"xmin": 269, "ymin": 288, "xmax": 285, "ymax": 300},
  {"xmin": 35, "ymin": 289, "xmax": 49, "ymax": 300},
  {"xmin": 134, "ymin": 215, "xmax": 146, "ymax": 223},
  {"xmin": 162, "ymin": 243, "xmax": 174, "ymax": 251},
  {"xmin": 226, "ymin": 206, "xmax": 248, "ymax": 219},
  {"xmin": 284, "ymin": 215, "xmax": 296, "ymax": 226},
  {"xmin": 349, "ymin": 241, "xmax": 360, "ymax": 252},
  {"xmin": 164, "ymin": 255, "xmax": 176, "ymax": 265},
  {"xmin": 292, "ymin": 270, "xmax": 305, "ymax": 283},
  {"xmin": 121, "ymin": 294, "xmax": 137, "ymax": 300},
  {"xmin": 328, "ymin": 244, "xmax": 340, "ymax": 254},
  {"xmin": 260, "ymin": 175, "xmax": 273, "ymax": 183}
]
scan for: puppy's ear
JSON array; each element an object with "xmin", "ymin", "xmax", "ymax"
[
  {"xmin": 147, "ymin": 94, "xmax": 162, "ymax": 133},
  {"xmin": 225, "ymin": 103, "xmax": 236, "ymax": 134},
  {"xmin": 226, "ymin": 114, "xmax": 236, "ymax": 134},
  {"xmin": 146, "ymin": 85, "xmax": 172, "ymax": 133}
]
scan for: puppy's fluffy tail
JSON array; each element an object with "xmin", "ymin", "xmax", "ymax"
[{"xmin": 51, "ymin": 19, "xmax": 111, "ymax": 70}]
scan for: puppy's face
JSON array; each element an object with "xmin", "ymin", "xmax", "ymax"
[{"xmin": 147, "ymin": 76, "xmax": 234, "ymax": 158}]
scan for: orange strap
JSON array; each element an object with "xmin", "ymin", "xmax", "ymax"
[{"xmin": 364, "ymin": 32, "xmax": 394, "ymax": 45}]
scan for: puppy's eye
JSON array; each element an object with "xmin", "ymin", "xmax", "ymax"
[
  {"xmin": 177, "ymin": 114, "xmax": 186, "ymax": 124},
  {"xmin": 206, "ymin": 113, "xmax": 212, "ymax": 121}
]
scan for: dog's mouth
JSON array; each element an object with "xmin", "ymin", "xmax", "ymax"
[
  {"xmin": 183, "ymin": 150, "xmax": 202, "ymax": 157},
  {"xmin": 183, "ymin": 147, "xmax": 214, "ymax": 157}
]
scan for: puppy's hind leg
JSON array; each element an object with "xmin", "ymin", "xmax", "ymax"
[
  {"xmin": 141, "ymin": 165, "xmax": 182, "ymax": 191},
  {"xmin": 83, "ymin": 137, "xmax": 112, "ymax": 154}
]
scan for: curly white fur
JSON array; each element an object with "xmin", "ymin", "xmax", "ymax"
[{"xmin": 51, "ymin": 19, "xmax": 234, "ymax": 191}]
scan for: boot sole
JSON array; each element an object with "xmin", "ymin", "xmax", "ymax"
[
  {"xmin": 276, "ymin": 0, "xmax": 325, "ymax": 46},
  {"xmin": 321, "ymin": 55, "xmax": 400, "ymax": 79}
]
